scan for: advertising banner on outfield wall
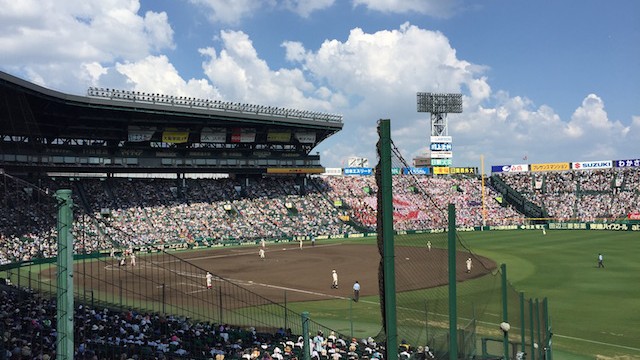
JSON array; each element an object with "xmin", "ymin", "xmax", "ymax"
[
  {"xmin": 433, "ymin": 167, "xmax": 450, "ymax": 175},
  {"xmin": 200, "ymin": 127, "xmax": 226, "ymax": 143},
  {"xmin": 492, "ymin": 164, "xmax": 529, "ymax": 173},
  {"xmin": 344, "ymin": 167, "xmax": 373, "ymax": 176},
  {"xmin": 615, "ymin": 159, "xmax": 640, "ymax": 168},
  {"xmin": 572, "ymin": 160, "xmax": 612, "ymax": 170},
  {"xmin": 323, "ymin": 168, "xmax": 342, "ymax": 176},
  {"xmin": 530, "ymin": 162, "xmax": 570, "ymax": 172},
  {"xmin": 403, "ymin": 167, "xmax": 430, "ymax": 175},
  {"xmin": 430, "ymin": 136, "xmax": 452, "ymax": 143}
]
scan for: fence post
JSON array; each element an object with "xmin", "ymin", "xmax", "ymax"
[
  {"xmin": 218, "ymin": 285, "xmax": 223, "ymax": 323},
  {"xmin": 448, "ymin": 204, "xmax": 458, "ymax": 360},
  {"xmin": 161, "ymin": 283, "xmax": 165, "ymax": 314},
  {"xmin": 302, "ymin": 312, "xmax": 310, "ymax": 360},
  {"xmin": 543, "ymin": 297, "xmax": 552, "ymax": 360},
  {"xmin": 520, "ymin": 292, "xmax": 525, "ymax": 355},
  {"xmin": 529, "ymin": 299, "xmax": 535, "ymax": 360},
  {"xmin": 501, "ymin": 263, "xmax": 509, "ymax": 360},
  {"xmin": 284, "ymin": 290, "xmax": 288, "ymax": 331}
]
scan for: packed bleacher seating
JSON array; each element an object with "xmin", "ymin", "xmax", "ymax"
[
  {"xmin": 0, "ymin": 283, "xmax": 436, "ymax": 360},
  {"xmin": 495, "ymin": 167, "xmax": 640, "ymax": 221},
  {"xmin": 3, "ymin": 167, "xmax": 638, "ymax": 265}
]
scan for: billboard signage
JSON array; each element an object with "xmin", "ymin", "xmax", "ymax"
[
  {"xmin": 128, "ymin": 126, "xmax": 156, "ymax": 142},
  {"xmin": 615, "ymin": 159, "xmax": 640, "ymax": 168},
  {"xmin": 323, "ymin": 168, "xmax": 342, "ymax": 176},
  {"xmin": 267, "ymin": 130, "xmax": 291, "ymax": 142},
  {"xmin": 430, "ymin": 136, "xmax": 452, "ymax": 143},
  {"xmin": 431, "ymin": 151, "xmax": 453, "ymax": 158},
  {"xmin": 344, "ymin": 167, "xmax": 373, "ymax": 176},
  {"xmin": 432, "ymin": 158, "xmax": 453, "ymax": 166},
  {"xmin": 402, "ymin": 167, "xmax": 430, "ymax": 175},
  {"xmin": 231, "ymin": 128, "xmax": 256, "ymax": 143},
  {"xmin": 200, "ymin": 127, "xmax": 226, "ymax": 143},
  {"xmin": 530, "ymin": 162, "xmax": 570, "ymax": 172},
  {"xmin": 294, "ymin": 131, "xmax": 316, "ymax": 144},
  {"xmin": 430, "ymin": 143, "xmax": 452, "ymax": 151},
  {"xmin": 572, "ymin": 160, "xmax": 612, "ymax": 170},
  {"xmin": 450, "ymin": 167, "xmax": 478, "ymax": 174},
  {"xmin": 433, "ymin": 167, "xmax": 450, "ymax": 175},
  {"xmin": 162, "ymin": 130, "xmax": 189, "ymax": 144},
  {"xmin": 492, "ymin": 164, "xmax": 529, "ymax": 173}
]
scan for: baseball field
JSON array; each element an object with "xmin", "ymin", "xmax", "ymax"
[{"xmin": 20, "ymin": 228, "xmax": 640, "ymax": 359}]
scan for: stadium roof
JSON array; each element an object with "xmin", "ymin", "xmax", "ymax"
[{"xmin": 0, "ymin": 71, "xmax": 344, "ymax": 174}]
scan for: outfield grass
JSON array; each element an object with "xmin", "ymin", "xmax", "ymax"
[{"xmin": 289, "ymin": 230, "xmax": 640, "ymax": 359}]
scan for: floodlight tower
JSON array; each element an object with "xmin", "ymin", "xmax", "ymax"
[{"xmin": 416, "ymin": 92, "xmax": 463, "ymax": 136}]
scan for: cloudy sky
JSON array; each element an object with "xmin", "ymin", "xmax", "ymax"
[{"xmin": 1, "ymin": 0, "xmax": 639, "ymax": 170}]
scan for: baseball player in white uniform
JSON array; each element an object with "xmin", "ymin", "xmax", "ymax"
[
  {"xmin": 466, "ymin": 257, "xmax": 472, "ymax": 273},
  {"xmin": 331, "ymin": 270, "xmax": 338, "ymax": 289},
  {"xmin": 259, "ymin": 248, "xmax": 265, "ymax": 260},
  {"xmin": 206, "ymin": 272, "xmax": 214, "ymax": 289}
]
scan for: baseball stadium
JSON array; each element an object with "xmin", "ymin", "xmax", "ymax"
[{"xmin": 1, "ymin": 70, "xmax": 640, "ymax": 360}]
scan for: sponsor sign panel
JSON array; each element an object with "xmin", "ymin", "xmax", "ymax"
[
  {"xmin": 323, "ymin": 168, "xmax": 342, "ymax": 176},
  {"xmin": 402, "ymin": 167, "xmax": 430, "ymax": 175},
  {"xmin": 294, "ymin": 131, "xmax": 316, "ymax": 144},
  {"xmin": 492, "ymin": 164, "xmax": 529, "ymax": 173},
  {"xmin": 231, "ymin": 128, "xmax": 256, "ymax": 143},
  {"xmin": 162, "ymin": 130, "xmax": 189, "ymax": 144},
  {"xmin": 127, "ymin": 126, "xmax": 156, "ymax": 142},
  {"xmin": 615, "ymin": 159, "xmax": 640, "ymax": 168},
  {"xmin": 431, "ymin": 151, "xmax": 453, "ymax": 158},
  {"xmin": 572, "ymin": 160, "xmax": 612, "ymax": 170},
  {"xmin": 266, "ymin": 167, "xmax": 325, "ymax": 174},
  {"xmin": 628, "ymin": 212, "xmax": 640, "ymax": 220},
  {"xmin": 530, "ymin": 162, "xmax": 570, "ymax": 172},
  {"xmin": 200, "ymin": 127, "xmax": 226, "ymax": 143},
  {"xmin": 430, "ymin": 143, "xmax": 452, "ymax": 151},
  {"xmin": 391, "ymin": 168, "xmax": 401, "ymax": 175},
  {"xmin": 430, "ymin": 136, "xmax": 452, "ymax": 143},
  {"xmin": 450, "ymin": 167, "xmax": 478, "ymax": 174},
  {"xmin": 433, "ymin": 167, "xmax": 450, "ymax": 175},
  {"xmin": 432, "ymin": 158, "xmax": 453, "ymax": 166},
  {"xmin": 344, "ymin": 167, "xmax": 373, "ymax": 176},
  {"xmin": 267, "ymin": 130, "xmax": 291, "ymax": 142}
]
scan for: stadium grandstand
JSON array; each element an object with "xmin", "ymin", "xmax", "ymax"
[{"xmin": 1, "ymin": 71, "xmax": 638, "ymax": 359}]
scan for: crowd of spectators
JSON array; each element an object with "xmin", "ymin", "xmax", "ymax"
[
  {"xmin": 496, "ymin": 167, "xmax": 640, "ymax": 221},
  {"xmin": 0, "ymin": 283, "xmax": 436, "ymax": 360},
  {"xmin": 2, "ymin": 167, "xmax": 638, "ymax": 265}
]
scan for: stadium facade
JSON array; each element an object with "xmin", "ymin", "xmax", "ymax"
[{"xmin": 0, "ymin": 71, "xmax": 342, "ymax": 175}]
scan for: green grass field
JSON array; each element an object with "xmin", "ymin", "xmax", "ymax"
[{"xmin": 285, "ymin": 230, "xmax": 640, "ymax": 359}]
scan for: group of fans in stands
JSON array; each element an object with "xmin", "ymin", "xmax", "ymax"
[
  {"xmin": 1, "ymin": 167, "xmax": 638, "ymax": 358},
  {"xmin": 1, "ymin": 284, "xmax": 435, "ymax": 360},
  {"xmin": 2, "ymin": 167, "xmax": 639, "ymax": 265}
]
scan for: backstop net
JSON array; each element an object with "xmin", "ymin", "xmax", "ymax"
[
  {"xmin": 0, "ymin": 173, "xmax": 344, "ymax": 359},
  {"xmin": 374, "ymin": 120, "xmax": 550, "ymax": 359}
]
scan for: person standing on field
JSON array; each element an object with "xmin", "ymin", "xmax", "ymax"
[
  {"xmin": 466, "ymin": 257, "xmax": 472, "ymax": 273},
  {"xmin": 598, "ymin": 253, "xmax": 604, "ymax": 268},
  {"xmin": 206, "ymin": 272, "xmax": 214, "ymax": 289},
  {"xmin": 331, "ymin": 270, "xmax": 338, "ymax": 289},
  {"xmin": 427, "ymin": 241, "xmax": 432, "ymax": 251},
  {"xmin": 259, "ymin": 248, "xmax": 265, "ymax": 260},
  {"xmin": 353, "ymin": 281, "xmax": 360, "ymax": 302}
]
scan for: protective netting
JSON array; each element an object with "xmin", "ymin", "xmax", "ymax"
[
  {"xmin": 373, "ymin": 128, "xmax": 550, "ymax": 359},
  {"xmin": 0, "ymin": 173, "xmax": 345, "ymax": 359}
]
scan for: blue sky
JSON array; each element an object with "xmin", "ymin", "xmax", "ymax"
[{"xmin": 1, "ymin": 0, "xmax": 638, "ymax": 170}]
